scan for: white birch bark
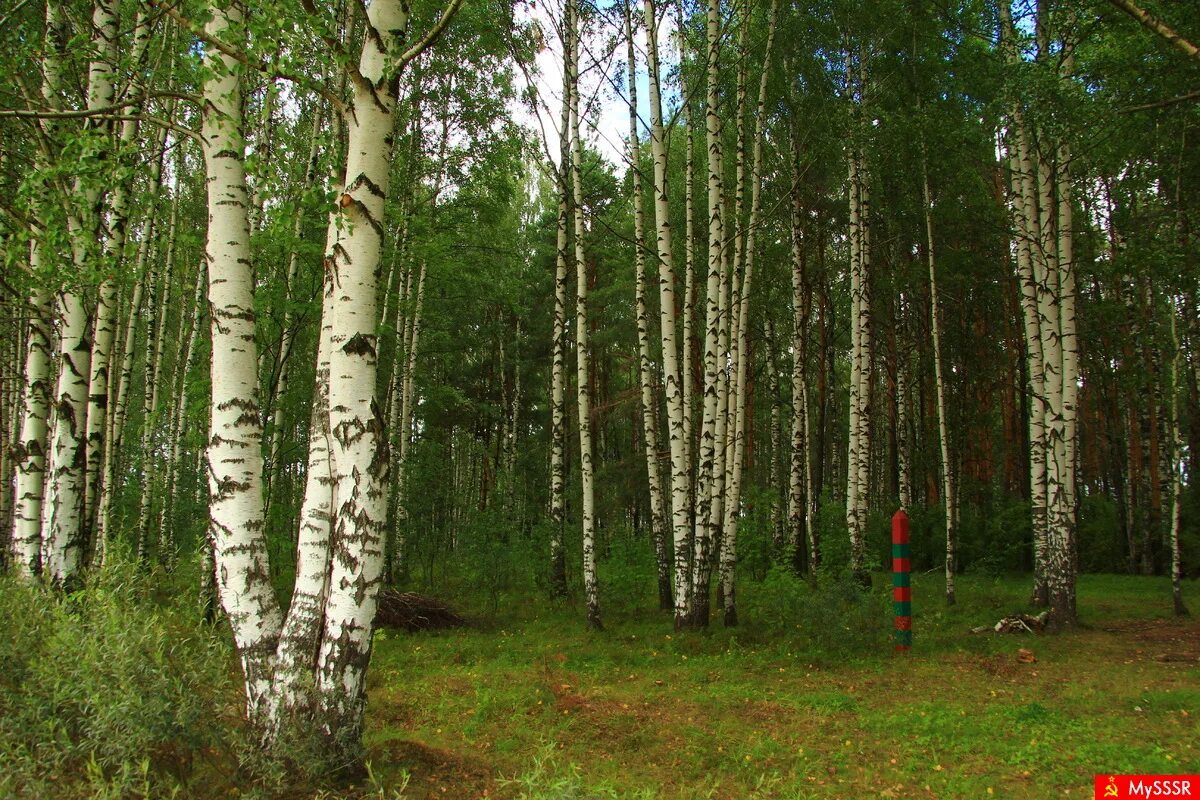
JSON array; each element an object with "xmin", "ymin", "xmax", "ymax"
[
  {"xmin": 266, "ymin": 108, "xmax": 324, "ymax": 495},
  {"xmin": 160, "ymin": 262, "xmax": 206, "ymax": 555},
  {"xmin": 845, "ymin": 141, "xmax": 869, "ymax": 581},
  {"xmin": 312, "ymin": 0, "xmax": 446, "ymax": 745},
  {"xmin": 201, "ymin": 0, "xmax": 283, "ymax": 720},
  {"xmin": 625, "ymin": 2, "xmax": 672, "ymax": 611},
  {"xmin": 645, "ymin": 0, "xmax": 692, "ymax": 624},
  {"xmin": 10, "ymin": 283, "xmax": 52, "ymax": 576},
  {"xmin": 922, "ymin": 152, "xmax": 957, "ymax": 605},
  {"xmin": 97, "ymin": 130, "xmax": 169, "ymax": 560},
  {"xmin": 42, "ymin": 0, "xmax": 120, "ymax": 583},
  {"xmin": 689, "ymin": 0, "xmax": 725, "ymax": 627},
  {"xmin": 999, "ymin": 0, "xmax": 1049, "ymax": 599},
  {"xmin": 79, "ymin": 0, "xmax": 118, "ymax": 532},
  {"xmin": 895, "ymin": 293, "xmax": 912, "ymax": 513},
  {"xmin": 269, "ymin": 214, "xmax": 339, "ymax": 726},
  {"xmin": 719, "ymin": 0, "xmax": 777, "ymax": 626},
  {"xmin": 549, "ymin": 10, "xmax": 573, "ymax": 598},
  {"xmin": 41, "ymin": 290, "xmax": 91, "ymax": 585},
  {"xmin": 567, "ymin": 0, "xmax": 601, "ymax": 630},
  {"xmin": 766, "ymin": 318, "xmax": 784, "ymax": 551},
  {"xmin": 1168, "ymin": 304, "xmax": 1188, "ymax": 616},
  {"xmin": 788, "ymin": 150, "xmax": 815, "ymax": 577},
  {"xmin": 13, "ymin": 0, "xmax": 63, "ymax": 576}
]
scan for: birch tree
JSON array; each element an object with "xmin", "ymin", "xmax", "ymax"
[
  {"xmin": 199, "ymin": 0, "xmax": 283, "ymax": 720},
  {"xmin": 644, "ymin": 0, "xmax": 693, "ymax": 626},
  {"xmin": 567, "ymin": 0, "xmax": 601, "ymax": 630},
  {"xmin": 625, "ymin": 0, "xmax": 672, "ymax": 611},
  {"xmin": 921, "ymin": 150, "xmax": 957, "ymax": 605},
  {"xmin": 844, "ymin": 48, "xmax": 873, "ymax": 586}
]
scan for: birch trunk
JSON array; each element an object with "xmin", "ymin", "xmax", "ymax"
[
  {"xmin": 645, "ymin": 0, "xmax": 692, "ymax": 625},
  {"xmin": 625, "ymin": 1, "xmax": 672, "ymax": 611},
  {"xmin": 136, "ymin": 225, "xmax": 172, "ymax": 563},
  {"xmin": 719, "ymin": 0, "xmax": 778, "ymax": 626},
  {"xmin": 12, "ymin": 1, "xmax": 63, "ymax": 576},
  {"xmin": 96, "ymin": 132, "xmax": 167, "ymax": 560},
  {"xmin": 895, "ymin": 296, "xmax": 912, "ymax": 513},
  {"xmin": 10, "ymin": 284, "xmax": 52, "ymax": 576},
  {"xmin": 80, "ymin": 0, "xmax": 119, "ymax": 559},
  {"xmin": 311, "ymin": 0, "xmax": 437, "ymax": 749},
  {"xmin": 391, "ymin": 259, "xmax": 426, "ymax": 575},
  {"xmin": 42, "ymin": 0, "xmax": 120, "ymax": 584},
  {"xmin": 266, "ymin": 108, "xmax": 324, "ymax": 500},
  {"xmin": 548, "ymin": 8, "xmax": 573, "ymax": 598},
  {"xmin": 922, "ymin": 153, "xmax": 957, "ymax": 605},
  {"xmin": 160, "ymin": 262, "xmax": 206, "ymax": 557},
  {"xmin": 201, "ymin": 0, "xmax": 283, "ymax": 721},
  {"xmin": 788, "ymin": 141, "xmax": 816, "ymax": 577},
  {"xmin": 269, "ymin": 214, "xmax": 338, "ymax": 726},
  {"xmin": 845, "ymin": 60, "xmax": 872, "ymax": 585},
  {"xmin": 1168, "ymin": 306, "xmax": 1188, "ymax": 616},
  {"xmin": 999, "ymin": 0, "xmax": 1049, "ymax": 597},
  {"xmin": 41, "ymin": 289, "xmax": 91, "ymax": 585},
  {"xmin": 567, "ymin": 0, "xmax": 601, "ymax": 630},
  {"xmin": 688, "ymin": 0, "xmax": 725, "ymax": 627},
  {"xmin": 766, "ymin": 319, "xmax": 784, "ymax": 551}
]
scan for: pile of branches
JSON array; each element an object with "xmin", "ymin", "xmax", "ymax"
[
  {"xmin": 970, "ymin": 611, "xmax": 1050, "ymax": 635},
  {"xmin": 375, "ymin": 590, "xmax": 466, "ymax": 632}
]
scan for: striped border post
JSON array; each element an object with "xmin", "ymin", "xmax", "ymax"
[{"xmin": 892, "ymin": 509, "xmax": 912, "ymax": 651}]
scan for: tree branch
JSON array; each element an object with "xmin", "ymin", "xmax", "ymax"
[
  {"xmin": 395, "ymin": 0, "xmax": 467, "ymax": 72},
  {"xmin": 1106, "ymin": 0, "xmax": 1200, "ymax": 63},
  {"xmin": 158, "ymin": 1, "xmax": 349, "ymax": 119},
  {"xmin": 1119, "ymin": 88, "xmax": 1200, "ymax": 112},
  {"xmin": 0, "ymin": 91, "xmax": 199, "ymax": 119}
]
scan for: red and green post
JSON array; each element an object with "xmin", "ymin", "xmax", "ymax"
[{"xmin": 892, "ymin": 509, "xmax": 912, "ymax": 651}]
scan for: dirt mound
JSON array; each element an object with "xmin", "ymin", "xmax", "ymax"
[{"xmin": 375, "ymin": 590, "xmax": 466, "ymax": 632}]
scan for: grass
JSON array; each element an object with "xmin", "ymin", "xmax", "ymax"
[{"xmin": 352, "ymin": 572, "xmax": 1199, "ymax": 799}]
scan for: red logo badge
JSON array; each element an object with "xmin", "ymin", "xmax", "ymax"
[{"xmin": 1094, "ymin": 776, "xmax": 1199, "ymax": 799}]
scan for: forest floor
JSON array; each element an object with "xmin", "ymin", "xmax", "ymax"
[{"xmin": 349, "ymin": 573, "xmax": 1199, "ymax": 800}]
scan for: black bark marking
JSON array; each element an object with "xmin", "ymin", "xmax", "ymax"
[{"xmin": 342, "ymin": 333, "xmax": 377, "ymax": 358}]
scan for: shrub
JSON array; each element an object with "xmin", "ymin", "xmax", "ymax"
[
  {"xmin": 747, "ymin": 565, "xmax": 890, "ymax": 658},
  {"xmin": 0, "ymin": 560, "xmax": 244, "ymax": 799}
]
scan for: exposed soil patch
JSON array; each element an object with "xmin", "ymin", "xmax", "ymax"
[
  {"xmin": 369, "ymin": 739, "xmax": 495, "ymax": 800},
  {"xmin": 1098, "ymin": 617, "xmax": 1200, "ymax": 664}
]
